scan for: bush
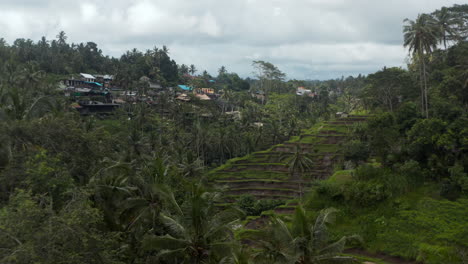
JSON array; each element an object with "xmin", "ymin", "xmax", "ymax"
[
  {"xmin": 343, "ymin": 140, "xmax": 370, "ymax": 166},
  {"xmin": 236, "ymin": 195, "xmax": 283, "ymax": 216},
  {"xmin": 397, "ymin": 160, "xmax": 425, "ymax": 188},
  {"xmin": 344, "ymin": 181, "xmax": 389, "ymax": 207}
]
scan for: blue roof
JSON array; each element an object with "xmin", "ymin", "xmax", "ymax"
[
  {"xmin": 209, "ymin": 80, "xmax": 216, "ymax": 83},
  {"xmin": 85, "ymin": 81, "xmax": 103, "ymax": 87},
  {"xmin": 178, "ymin": 85, "xmax": 192, "ymax": 91}
]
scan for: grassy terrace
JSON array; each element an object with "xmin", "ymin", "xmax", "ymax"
[
  {"xmin": 209, "ymin": 116, "xmax": 368, "ymax": 204},
  {"xmin": 210, "ymin": 170, "xmax": 289, "ymax": 180}
]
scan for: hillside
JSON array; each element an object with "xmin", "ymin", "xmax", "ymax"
[{"xmin": 209, "ymin": 114, "xmax": 368, "ymax": 206}]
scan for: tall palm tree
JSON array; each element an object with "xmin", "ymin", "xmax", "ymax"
[
  {"xmin": 252, "ymin": 206, "xmax": 359, "ymax": 264},
  {"xmin": 433, "ymin": 7, "xmax": 462, "ymax": 49},
  {"xmin": 403, "ymin": 14, "xmax": 440, "ymax": 118},
  {"xmin": 142, "ymin": 184, "xmax": 244, "ymax": 264}
]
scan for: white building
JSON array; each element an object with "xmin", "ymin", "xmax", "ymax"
[
  {"xmin": 80, "ymin": 73, "xmax": 96, "ymax": 82},
  {"xmin": 296, "ymin": 87, "xmax": 312, "ymax": 96}
]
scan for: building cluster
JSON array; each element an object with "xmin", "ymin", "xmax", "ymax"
[
  {"xmin": 61, "ymin": 73, "xmax": 222, "ymax": 115},
  {"xmin": 61, "ymin": 74, "xmax": 318, "ymax": 116}
]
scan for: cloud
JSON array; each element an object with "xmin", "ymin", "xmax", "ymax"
[
  {"xmin": 199, "ymin": 12, "xmax": 221, "ymax": 37},
  {"xmin": 0, "ymin": 0, "xmax": 465, "ymax": 79}
]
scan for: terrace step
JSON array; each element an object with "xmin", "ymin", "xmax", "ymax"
[
  {"xmin": 226, "ymin": 188, "xmax": 302, "ymax": 197},
  {"xmin": 216, "ymin": 181, "xmax": 313, "ymax": 190},
  {"xmin": 225, "ymin": 194, "xmax": 296, "ymax": 203},
  {"xmin": 210, "ymin": 116, "xmax": 369, "ymax": 214}
]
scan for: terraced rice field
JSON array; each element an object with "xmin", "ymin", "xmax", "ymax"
[{"xmin": 209, "ymin": 115, "xmax": 369, "ymax": 212}]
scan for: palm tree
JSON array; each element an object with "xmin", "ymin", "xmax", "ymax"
[
  {"xmin": 252, "ymin": 206, "xmax": 359, "ymax": 264},
  {"xmin": 19, "ymin": 61, "xmax": 45, "ymax": 92},
  {"xmin": 142, "ymin": 184, "xmax": 244, "ymax": 264},
  {"xmin": 119, "ymin": 158, "xmax": 176, "ymax": 234},
  {"xmin": 283, "ymin": 145, "xmax": 315, "ymax": 178},
  {"xmin": 432, "ymin": 7, "xmax": 462, "ymax": 49},
  {"xmin": 189, "ymin": 64, "xmax": 197, "ymax": 75},
  {"xmin": 403, "ymin": 14, "xmax": 440, "ymax": 118},
  {"xmin": 89, "ymin": 159, "xmax": 135, "ymax": 230},
  {"xmin": 219, "ymin": 245, "xmax": 253, "ymax": 264},
  {"xmin": 280, "ymin": 145, "xmax": 315, "ymax": 199}
]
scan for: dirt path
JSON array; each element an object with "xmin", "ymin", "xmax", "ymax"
[{"xmin": 345, "ymin": 248, "xmax": 420, "ymax": 264}]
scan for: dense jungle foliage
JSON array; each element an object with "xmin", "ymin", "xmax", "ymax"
[{"xmin": 0, "ymin": 4, "xmax": 467, "ymax": 264}]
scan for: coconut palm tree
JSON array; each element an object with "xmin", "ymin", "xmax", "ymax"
[
  {"xmin": 189, "ymin": 64, "xmax": 197, "ymax": 75},
  {"xmin": 119, "ymin": 157, "xmax": 178, "ymax": 236},
  {"xmin": 280, "ymin": 145, "xmax": 315, "ymax": 198},
  {"xmin": 252, "ymin": 206, "xmax": 359, "ymax": 264},
  {"xmin": 432, "ymin": 7, "xmax": 463, "ymax": 49},
  {"xmin": 219, "ymin": 245, "xmax": 253, "ymax": 264},
  {"xmin": 19, "ymin": 61, "xmax": 45, "ymax": 92},
  {"xmin": 142, "ymin": 184, "xmax": 244, "ymax": 264},
  {"xmin": 283, "ymin": 145, "xmax": 315, "ymax": 178},
  {"xmin": 403, "ymin": 14, "xmax": 440, "ymax": 118}
]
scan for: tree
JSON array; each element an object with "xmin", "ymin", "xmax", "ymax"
[
  {"xmin": 363, "ymin": 67, "xmax": 414, "ymax": 112},
  {"xmin": 252, "ymin": 61, "xmax": 286, "ymax": 103},
  {"xmin": 142, "ymin": 184, "xmax": 243, "ymax": 264},
  {"xmin": 403, "ymin": 14, "xmax": 440, "ymax": 118},
  {"xmin": 189, "ymin": 64, "xmax": 197, "ymax": 75},
  {"xmin": 218, "ymin": 66, "xmax": 227, "ymax": 78},
  {"xmin": 433, "ymin": 7, "xmax": 462, "ymax": 49},
  {"xmin": 252, "ymin": 206, "xmax": 359, "ymax": 264},
  {"xmin": 119, "ymin": 158, "xmax": 175, "ymax": 233},
  {"xmin": 281, "ymin": 145, "xmax": 314, "ymax": 178}
]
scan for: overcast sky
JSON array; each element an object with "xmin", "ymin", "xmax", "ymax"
[{"xmin": 0, "ymin": 0, "xmax": 464, "ymax": 79}]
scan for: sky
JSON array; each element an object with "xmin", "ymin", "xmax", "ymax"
[{"xmin": 0, "ymin": 0, "xmax": 465, "ymax": 80}]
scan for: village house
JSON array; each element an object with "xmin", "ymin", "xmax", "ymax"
[
  {"xmin": 296, "ymin": 87, "xmax": 318, "ymax": 98},
  {"xmin": 80, "ymin": 73, "xmax": 96, "ymax": 82},
  {"xmin": 194, "ymin": 88, "xmax": 215, "ymax": 95},
  {"xmin": 251, "ymin": 90, "xmax": 265, "ymax": 101},
  {"xmin": 94, "ymin": 74, "xmax": 114, "ymax": 88},
  {"xmin": 139, "ymin": 76, "xmax": 163, "ymax": 90},
  {"xmin": 296, "ymin": 87, "xmax": 311, "ymax": 96}
]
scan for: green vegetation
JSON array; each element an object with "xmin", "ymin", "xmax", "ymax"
[{"xmin": 0, "ymin": 3, "xmax": 467, "ymax": 263}]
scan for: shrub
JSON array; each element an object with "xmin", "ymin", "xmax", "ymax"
[
  {"xmin": 236, "ymin": 195, "xmax": 283, "ymax": 216},
  {"xmin": 343, "ymin": 140, "xmax": 370, "ymax": 166}
]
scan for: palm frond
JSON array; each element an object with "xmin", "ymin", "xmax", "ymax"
[{"xmin": 160, "ymin": 213, "xmax": 186, "ymax": 238}]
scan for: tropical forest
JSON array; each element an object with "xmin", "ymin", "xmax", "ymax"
[{"xmin": 0, "ymin": 3, "xmax": 467, "ymax": 264}]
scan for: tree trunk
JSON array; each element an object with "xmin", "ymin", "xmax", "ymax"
[
  {"xmin": 418, "ymin": 53, "xmax": 425, "ymax": 116},
  {"xmin": 422, "ymin": 57, "xmax": 429, "ymax": 118}
]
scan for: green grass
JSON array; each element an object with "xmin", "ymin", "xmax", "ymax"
[
  {"xmin": 306, "ymin": 180, "xmax": 468, "ymax": 264},
  {"xmin": 314, "ymin": 144, "xmax": 340, "ymax": 153},
  {"xmin": 228, "ymin": 187, "xmax": 300, "ymax": 192},
  {"xmin": 299, "ymin": 136, "xmax": 321, "ymax": 144},
  {"xmin": 209, "ymin": 170, "xmax": 289, "ymax": 180},
  {"xmin": 225, "ymin": 194, "xmax": 296, "ymax": 200},
  {"xmin": 327, "ymin": 170, "xmax": 353, "ymax": 184},
  {"xmin": 289, "ymin": 136, "xmax": 300, "ymax": 142},
  {"xmin": 215, "ymin": 179, "xmax": 295, "ymax": 183}
]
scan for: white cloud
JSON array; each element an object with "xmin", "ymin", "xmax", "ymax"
[
  {"xmin": 199, "ymin": 12, "xmax": 221, "ymax": 37},
  {"xmin": 0, "ymin": 0, "xmax": 465, "ymax": 79},
  {"xmin": 80, "ymin": 3, "xmax": 98, "ymax": 23}
]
